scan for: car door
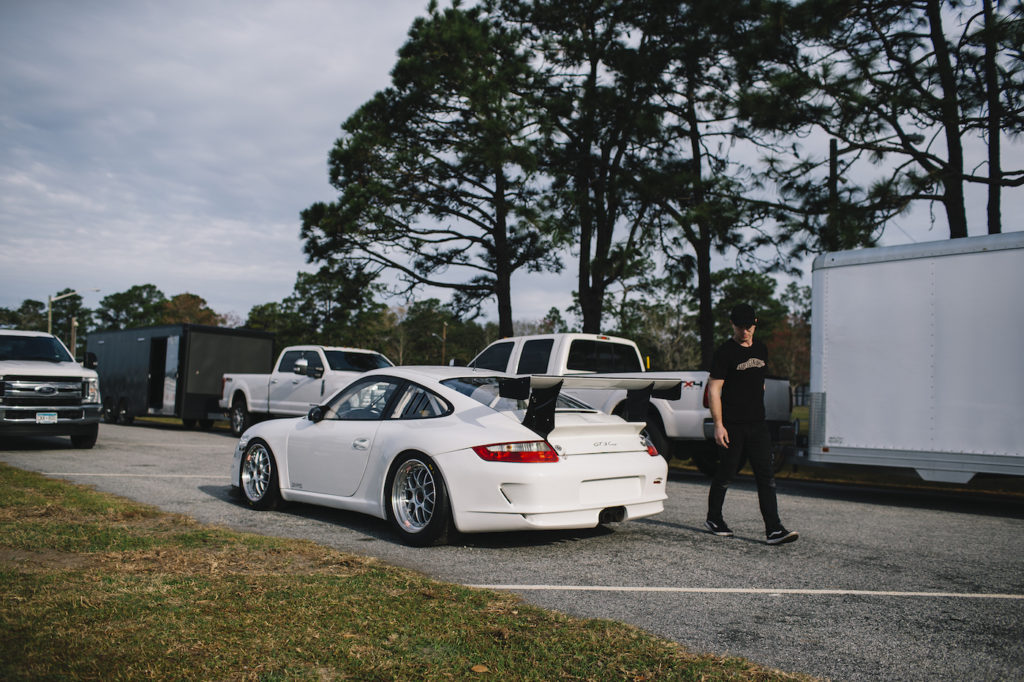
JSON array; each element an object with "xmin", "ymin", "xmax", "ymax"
[
  {"xmin": 289, "ymin": 349, "xmax": 328, "ymax": 410},
  {"xmin": 285, "ymin": 377, "xmax": 402, "ymax": 497},
  {"xmin": 269, "ymin": 350, "xmax": 319, "ymax": 415}
]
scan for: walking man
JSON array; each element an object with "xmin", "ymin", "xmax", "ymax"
[{"xmin": 705, "ymin": 303, "xmax": 798, "ymax": 545}]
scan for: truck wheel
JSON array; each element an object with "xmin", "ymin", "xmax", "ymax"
[
  {"xmin": 771, "ymin": 443, "xmax": 789, "ymax": 473},
  {"xmin": 643, "ymin": 417, "xmax": 672, "ymax": 462},
  {"xmin": 689, "ymin": 443, "xmax": 746, "ymax": 477},
  {"xmin": 70, "ymin": 424, "xmax": 98, "ymax": 449},
  {"xmin": 230, "ymin": 396, "xmax": 251, "ymax": 437}
]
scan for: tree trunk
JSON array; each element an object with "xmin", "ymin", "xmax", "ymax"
[
  {"xmin": 684, "ymin": 81, "xmax": 716, "ymax": 369},
  {"xmin": 926, "ymin": 0, "xmax": 969, "ymax": 239},
  {"xmin": 492, "ymin": 170, "xmax": 515, "ymax": 337},
  {"xmin": 983, "ymin": 0, "xmax": 1002, "ymax": 234}
]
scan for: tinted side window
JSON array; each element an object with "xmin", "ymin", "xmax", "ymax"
[
  {"xmin": 471, "ymin": 342, "xmax": 514, "ymax": 372},
  {"xmin": 566, "ymin": 340, "xmax": 642, "ymax": 373},
  {"xmin": 303, "ymin": 350, "xmax": 323, "ymax": 371},
  {"xmin": 277, "ymin": 350, "xmax": 303, "ymax": 373},
  {"xmin": 516, "ymin": 339, "xmax": 553, "ymax": 375},
  {"xmin": 390, "ymin": 385, "xmax": 451, "ymax": 419},
  {"xmin": 324, "ymin": 379, "xmax": 401, "ymax": 420}
]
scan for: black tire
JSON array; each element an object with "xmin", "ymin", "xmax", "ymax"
[
  {"xmin": 101, "ymin": 398, "xmax": 116, "ymax": 424},
  {"xmin": 239, "ymin": 439, "xmax": 281, "ymax": 510},
  {"xmin": 385, "ymin": 452, "xmax": 452, "ymax": 547},
  {"xmin": 116, "ymin": 399, "xmax": 134, "ymax": 425},
  {"xmin": 182, "ymin": 419, "xmax": 197, "ymax": 429},
  {"xmin": 70, "ymin": 424, "xmax": 98, "ymax": 449},
  {"xmin": 643, "ymin": 414, "xmax": 672, "ymax": 462},
  {"xmin": 771, "ymin": 443, "xmax": 789, "ymax": 473},
  {"xmin": 689, "ymin": 442, "xmax": 746, "ymax": 477},
  {"xmin": 230, "ymin": 396, "xmax": 252, "ymax": 437},
  {"xmin": 198, "ymin": 419, "xmax": 214, "ymax": 430}
]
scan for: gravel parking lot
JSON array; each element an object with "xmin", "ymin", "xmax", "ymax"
[{"xmin": 2, "ymin": 423, "xmax": 1022, "ymax": 681}]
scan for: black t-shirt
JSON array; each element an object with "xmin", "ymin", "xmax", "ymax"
[{"xmin": 709, "ymin": 338, "xmax": 767, "ymax": 423}]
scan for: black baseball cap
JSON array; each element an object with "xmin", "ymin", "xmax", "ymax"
[{"xmin": 729, "ymin": 304, "xmax": 757, "ymax": 327}]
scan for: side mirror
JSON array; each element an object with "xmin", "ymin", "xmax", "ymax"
[
  {"xmin": 293, "ymin": 358, "xmax": 309, "ymax": 376},
  {"xmin": 307, "ymin": 406, "xmax": 324, "ymax": 423},
  {"xmin": 310, "ymin": 365, "xmax": 325, "ymax": 379},
  {"xmin": 83, "ymin": 352, "xmax": 98, "ymax": 369}
]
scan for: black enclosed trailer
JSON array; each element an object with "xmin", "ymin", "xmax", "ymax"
[{"xmin": 86, "ymin": 325, "xmax": 274, "ymax": 428}]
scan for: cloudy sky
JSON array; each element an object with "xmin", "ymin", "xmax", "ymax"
[{"xmin": 1, "ymin": 1, "xmax": 1019, "ymax": 327}]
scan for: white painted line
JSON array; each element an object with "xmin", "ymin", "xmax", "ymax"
[
  {"xmin": 468, "ymin": 585, "xmax": 1024, "ymax": 600},
  {"xmin": 43, "ymin": 472, "xmax": 224, "ymax": 479}
]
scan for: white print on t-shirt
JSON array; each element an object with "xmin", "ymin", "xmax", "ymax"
[{"xmin": 735, "ymin": 358, "xmax": 766, "ymax": 371}]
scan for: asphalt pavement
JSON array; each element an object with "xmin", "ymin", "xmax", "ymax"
[{"xmin": 2, "ymin": 423, "xmax": 1022, "ymax": 681}]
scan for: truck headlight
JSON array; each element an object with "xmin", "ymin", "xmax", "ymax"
[{"xmin": 83, "ymin": 378, "xmax": 100, "ymax": 404}]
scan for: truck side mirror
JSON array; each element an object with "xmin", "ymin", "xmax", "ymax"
[
  {"xmin": 310, "ymin": 365, "xmax": 325, "ymax": 379},
  {"xmin": 307, "ymin": 406, "xmax": 324, "ymax": 423},
  {"xmin": 83, "ymin": 352, "xmax": 98, "ymax": 370},
  {"xmin": 293, "ymin": 358, "xmax": 309, "ymax": 376}
]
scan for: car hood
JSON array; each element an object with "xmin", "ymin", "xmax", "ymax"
[{"xmin": 0, "ymin": 360, "xmax": 96, "ymax": 379}]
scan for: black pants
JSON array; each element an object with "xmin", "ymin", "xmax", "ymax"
[{"xmin": 707, "ymin": 421, "xmax": 782, "ymax": 533}]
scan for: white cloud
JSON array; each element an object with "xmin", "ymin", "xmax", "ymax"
[{"xmin": 0, "ymin": 0, "xmax": 431, "ymax": 317}]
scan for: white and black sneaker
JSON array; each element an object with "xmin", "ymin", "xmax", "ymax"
[
  {"xmin": 766, "ymin": 528, "xmax": 799, "ymax": 545},
  {"xmin": 705, "ymin": 519, "xmax": 734, "ymax": 537}
]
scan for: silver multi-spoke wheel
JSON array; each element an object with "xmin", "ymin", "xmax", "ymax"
[
  {"xmin": 240, "ymin": 441, "xmax": 279, "ymax": 509},
  {"xmin": 391, "ymin": 458, "xmax": 436, "ymax": 532}
]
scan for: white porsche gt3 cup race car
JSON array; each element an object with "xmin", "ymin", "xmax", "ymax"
[{"xmin": 230, "ymin": 366, "xmax": 681, "ymax": 546}]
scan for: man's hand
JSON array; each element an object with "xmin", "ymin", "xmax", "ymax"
[{"xmin": 714, "ymin": 423, "xmax": 730, "ymax": 449}]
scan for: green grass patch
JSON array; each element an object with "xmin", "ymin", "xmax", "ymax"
[{"xmin": 0, "ymin": 463, "xmax": 814, "ymax": 681}]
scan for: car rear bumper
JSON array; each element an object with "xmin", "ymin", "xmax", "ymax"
[{"xmin": 438, "ymin": 449, "xmax": 668, "ymax": 533}]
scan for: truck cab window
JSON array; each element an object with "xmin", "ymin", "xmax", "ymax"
[
  {"xmin": 302, "ymin": 350, "xmax": 324, "ymax": 372},
  {"xmin": 277, "ymin": 350, "xmax": 303, "ymax": 373},
  {"xmin": 566, "ymin": 340, "xmax": 643, "ymax": 373},
  {"xmin": 516, "ymin": 339, "xmax": 554, "ymax": 375},
  {"xmin": 471, "ymin": 341, "xmax": 514, "ymax": 372}
]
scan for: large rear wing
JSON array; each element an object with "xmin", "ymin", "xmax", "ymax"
[{"xmin": 499, "ymin": 375, "xmax": 682, "ymax": 438}]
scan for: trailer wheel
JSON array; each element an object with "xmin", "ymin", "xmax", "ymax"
[
  {"xmin": 101, "ymin": 398, "xmax": 116, "ymax": 423},
  {"xmin": 230, "ymin": 396, "xmax": 252, "ymax": 437},
  {"xmin": 116, "ymin": 399, "xmax": 134, "ymax": 425}
]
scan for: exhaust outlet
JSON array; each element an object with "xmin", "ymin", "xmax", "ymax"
[{"xmin": 598, "ymin": 506, "xmax": 626, "ymax": 524}]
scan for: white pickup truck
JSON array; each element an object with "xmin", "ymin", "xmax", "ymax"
[
  {"xmin": 220, "ymin": 345, "xmax": 393, "ymax": 436},
  {"xmin": 468, "ymin": 333, "xmax": 794, "ymax": 474},
  {"xmin": 0, "ymin": 329, "xmax": 102, "ymax": 448}
]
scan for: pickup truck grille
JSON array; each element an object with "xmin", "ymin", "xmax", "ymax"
[{"xmin": 0, "ymin": 376, "xmax": 85, "ymax": 407}]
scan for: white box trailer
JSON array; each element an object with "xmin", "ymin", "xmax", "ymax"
[{"xmin": 808, "ymin": 231, "xmax": 1024, "ymax": 483}]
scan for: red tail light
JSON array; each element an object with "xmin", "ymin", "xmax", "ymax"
[{"xmin": 472, "ymin": 441, "xmax": 559, "ymax": 463}]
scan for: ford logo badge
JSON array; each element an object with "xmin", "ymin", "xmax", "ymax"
[{"xmin": 35, "ymin": 385, "xmax": 57, "ymax": 395}]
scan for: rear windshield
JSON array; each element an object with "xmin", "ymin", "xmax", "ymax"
[
  {"xmin": 441, "ymin": 376, "xmax": 593, "ymax": 414},
  {"xmin": 324, "ymin": 350, "xmax": 393, "ymax": 372},
  {"xmin": 0, "ymin": 335, "xmax": 74, "ymax": 363},
  {"xmin": 566, "ymin": 339, "xmax": 642, "ymax": 373}
]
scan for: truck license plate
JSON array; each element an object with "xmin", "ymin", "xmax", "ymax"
[{"xmin": 36, "ymin": 412, "xmax": 58, "ymax": 424}]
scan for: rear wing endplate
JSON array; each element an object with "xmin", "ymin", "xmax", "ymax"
[{"xmin": 498, "ymin": 375, "xmax": 682, "ymax": 438}]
